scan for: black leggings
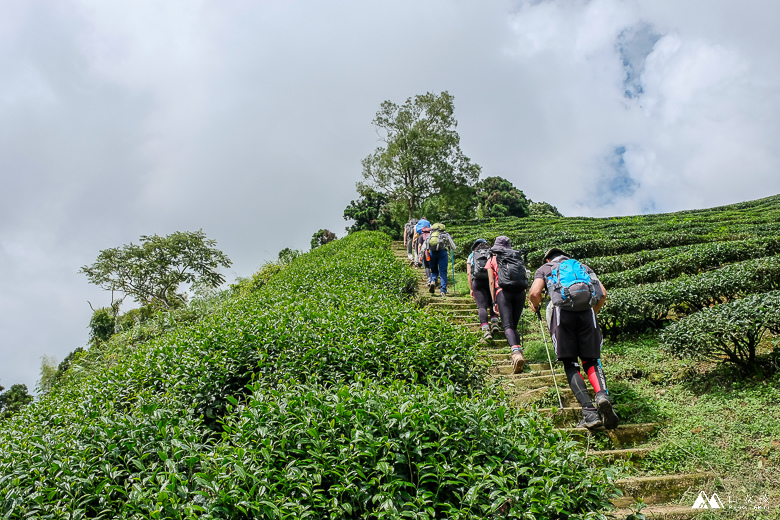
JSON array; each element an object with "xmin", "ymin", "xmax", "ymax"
[
  {"xmin": 561, "ymin": 357, "xmax": 608, "ymax": 409},
  {"xmin": 496, "ymin": 289, "xmax": 526, "ymax": 347},
  {"xmin": 471, "ymin": 278, "xmax": 496, "ymax": 324}
]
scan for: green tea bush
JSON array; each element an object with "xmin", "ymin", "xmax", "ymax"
[
  {"xmin": 661, "ymin": 290, "xmax": 780, "ymax": 372},
  {"xmin": 205, "ymin": 378, "xmax": 616, "ymax": 519},
  {"xmin": 10, "ymin": 232, "xmax": 594, "ymax": 517},
  {"xmin": 599, "ymin": 255, "xmax": 780, "ymax": 335},
  {"xmin": 599, "ymin": 238, "xmax": 780, "ymax": 289}
]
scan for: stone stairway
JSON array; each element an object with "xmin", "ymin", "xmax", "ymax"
[{"xmin": 391, "ymin": 241, "xmax": 714, "ymax": 519}]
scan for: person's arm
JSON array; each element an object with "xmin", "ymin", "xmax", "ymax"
[
  {"xmin": 447, "ymin": 234, "xmax": 456, "ymax": 252},
  {"xmin": 528, "ymin": 278, "xmax": 545, "ymax": 314},
  {"xmin": 466, "ymin": 262, "xmax": 473, "ymax": 298},
  {"xmin": 593, "ymin": 281, "xmax": 607, "ymax": 314}
]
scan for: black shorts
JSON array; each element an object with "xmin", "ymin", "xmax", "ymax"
[{"xmin": 549, "ymin": 306, "xmax": 603, "ymax": 360}]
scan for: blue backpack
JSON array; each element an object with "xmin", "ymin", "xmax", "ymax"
[
  {"xmin": 415, "ymin": 219, "xmax": 430, "ymax": 234},
  {"xmin": 545, "ymin": 257, "xmax": 603, "ymax": 311}
]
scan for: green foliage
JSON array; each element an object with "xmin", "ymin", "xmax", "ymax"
[
  {"xmin": 599, "ymin": 256, "xmax": 780, "ymax": 335},
  {"xmin": 277, "ymin": 247, "xmax": 304, "ymax": 265},
  {"xmin": 359, "ymin": 91, "xmax": 481, "ymax": 219},
  {"xmin": 529, "ymin": 201, "xmax": 564, "ymax": 217},
  {"xmin": 208, "ymin": 378, "xmax": 616, "ymax": 518},
  {"xmin": 89, "ymin": 307, "xmax": 116, "ymax": 342},
  {"xmin": 80, "ymin": 230, "xmax": 232, "ymax": 309},
  {"xmin": 598, "ymin": 238, "xmax": 780, "ymax": 289},
  {"xmin": 37, "ymin": 355, "xmax": 58, "ymax": 394},
  {"xmin": 0, "ymin": 384, "xmax": 33, "ymax": 421},
  {"xmin": 230, "ymin": 261, "xmax": 285, "ymax": 296},
  {"xmin": 474, "ymin": 176, "xmax": 530, "ymax": 218},
  {"xmin": 310, "ymin": 228, "xmax": 337, "ymax": 250},
  {"xmin": 661, "ymin": 291, "xmax": 780, "ymax": 373},
  {"xmin": 343, "ymin": 187, "xmax": 398, "ymax": 236},
  {"xmin": 0, "ymin": 232, "xmax": 619, "ymax": 517}
]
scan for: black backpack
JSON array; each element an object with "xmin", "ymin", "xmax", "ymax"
[
  {"xmin": 490, "ymin": 247, "xmax": 528, "ymax": 290},
  {"xmin": 471, "ymin": 249, "xmax": 490, "ymax": 280}
]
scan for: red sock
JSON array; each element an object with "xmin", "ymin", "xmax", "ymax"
[{"xmin": 586, "ymin": 365, "xmax": 602, "ymax": 393}]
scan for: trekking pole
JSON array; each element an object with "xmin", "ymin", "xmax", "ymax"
[
  {"xmin": 537, "ymin": 308, "xmax": 564, "ymax": 410},
  {"xmin": 450, "ymin": 250, "xmax": 457, "ymax": 296}
]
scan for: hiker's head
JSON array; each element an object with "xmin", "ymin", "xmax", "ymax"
[
  {"xmin": 543, "ymin": 247, "xmax": 567, "ymax": 262},
  {"xmin": 494, "ymin": 236, "xmax": 511, "ymax": 249},
  {"xmin": 471, "ymin": 238, "xmax": 489, "ymax": 251}
]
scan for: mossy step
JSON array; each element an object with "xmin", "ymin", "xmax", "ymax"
[
  {"xmin": 610, "ymin": 504, "xmax": 703, "ymax": 519},
  {"xmin": 589, "ymin": 447, "xmax": 651, "ymax": 464},
  {"xmin": 508, "ymin": 384, "xmax": 579, "ymax": 405},
  {"xmin": 561, "ymin": 423, "xmax": 659, "ymax": 449},
  {"xmin": 613, "ymin": 472, "xmax": 715, "ymax": 508},
  {"xmin": 494, "ymin": 373, "xmax": 567, "ymax": 390},
  {"xmin": 479, "ymin": 339, "xmax": 509, "ymax": 349},
  {"xmin": 489, "ymin": 365, "xmax": 551, "ymax": 376}
]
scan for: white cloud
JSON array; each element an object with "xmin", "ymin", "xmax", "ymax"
[{"xmin": 1, "ymin": 0, "xmax": 779, "ymax": 391}]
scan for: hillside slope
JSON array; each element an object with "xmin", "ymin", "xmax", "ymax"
[{"xmin": 0, "ymin": 233, "xmax": 615, "ymax": 518}]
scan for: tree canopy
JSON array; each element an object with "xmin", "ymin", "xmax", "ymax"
[
  {"xmin": 475, "ymin": 176, "xmax": 530, "ymax": 219},
  {"xmin": 80, "ymin": 230, "xmax": 232, "ymax": 309},
  {"xmin": 0, "ymin": 384, "xmax": 33, "ymax": 420},
  {"xmin": 358, "ymin": 91, "xmax": 480, "ymax": 220},
  {"xmin": 311, "ymin": 229, "xmax": 337, "ymax": 250}
]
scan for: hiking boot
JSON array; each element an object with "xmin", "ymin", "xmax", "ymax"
[
  {"xmin": 428, "ymin": 281, "xmax": 435, "ymax": 294},
  {"xmin": 576, "ymin": 408, "xmax": 603, "ymax": 429},
  {"xmin": 490, "ymin": 317, "xmax": 500, "ymax": 334},
  {"xmin": 440, "ymin": 291, "xmax": 447, "ymax": 298},
  {"xmin": 595, "ymin": 392, "xmax": 619, "ymax": 430},
  {"xmin": 480, "ymin": 326, "xmax": 492, "ymax": 343},
  {"xmin": 510, "ymin": 350, "xmax": 525, "ymax": 374}
]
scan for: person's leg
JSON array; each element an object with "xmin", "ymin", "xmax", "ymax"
[
  {"xmin": 406, "ymin": 239, "xmax": 414, "ymax": 261},
  {"xmin": 472, "ymin": 280, "xmax": 491, "ymax": 325},
  {"xmin": 497, "ymin": 290, "xmax": 524, "ymax": 372},
  {"xmin": 429, "ymin": 250, "xmax": 440, "ymax": 284},
  {"xmin": 438, "ymin": 251, "xmax": 449, "ymax": 293},
  {"xmin": 582, "ymin": 357, "xmax": 618, "ymax": 429},
  {"xmin": 496, "ymin": 290, "xmax": 520, "ymax": 346},
  {"xmin": 560, "ymin": 357, "xmax": 601, "ymax": 428},
  {"xmin": 509, "ymin": 290, "xmax": 526, "ymax": 332}
]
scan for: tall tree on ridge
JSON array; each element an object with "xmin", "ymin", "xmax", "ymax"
[{"xmin": 358, "ymin": 91, "xmax": 481, "ymax": 220}]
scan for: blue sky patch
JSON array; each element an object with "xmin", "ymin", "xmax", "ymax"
[{"xmin": 617, "ymin": 23, "xmax": 661, "ymax": 99}]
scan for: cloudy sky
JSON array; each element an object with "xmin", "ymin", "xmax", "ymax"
[{"xmin": 2, "ymin": 0, "xmax": 779, "ymax": 393}]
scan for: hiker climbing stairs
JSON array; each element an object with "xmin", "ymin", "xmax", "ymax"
[{"xmin": 391, "ymin": 241, "xmax": 715, "ymax": 519}]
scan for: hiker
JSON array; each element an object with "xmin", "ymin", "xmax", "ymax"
[
  {"xmin": 415, "ymin": 218, "xmax": 432, "ymax": 277},
  {"xmin": 425, "ymin": 223, "xmax": 456, "ymax": 297},
  {"xmin": 403, "ymin": 218, "xmax": 419, "ymax": 266},
  {"xmin": 487, "ymin": 236, "xmax": 528, "ymax": 373},
  {"xmin": 467, "ymin": 238, "xmax": 500, "ymax": 341},
  {"xmin": 528, "ymin": 247, "xmax": 618, "ymax": 430}
]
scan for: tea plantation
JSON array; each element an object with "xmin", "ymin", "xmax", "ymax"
[
  {"xmin": 2, "ymin": 194, "xmax": 779, "ymax": 519},
  {"xmin": 0, "ymin": 233, "xmax": 615, "ymax": 518}
]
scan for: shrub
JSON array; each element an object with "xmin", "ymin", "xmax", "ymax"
[
  {"xmin": 599, "ymin": 238, "xmax": 780, "ymax": 289},
  {"xmin": 661, "ymin": 291, "xmax": 780, "ymax": 373},
  {"xmin": 205, "ymin": 378, "xmax": 616, "ymax": 519},
  {"xmin": 599, "ymin": 255, "xmax": 780, "ymax": 335}
]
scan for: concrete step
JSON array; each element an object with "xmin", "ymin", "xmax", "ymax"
[
  {"xmin": 589, "ymin": 447, "xmax": 651, "ymax": 465},
  {"xmin": 561, "ymin": 423, "xmax": 659, "ymax": 449},
  {"xmin": 495, "ymin": 373, "xmax": 568, "ymax": 390},
  {"xmin": 489, "ymin": 365, "xmax": 551, "ymax": 376},
  {"xmin": 613, "ymin": 473, "xmax": 715, "ymax": 508},
  {"xmin": 610, "ymin": 504, "xmax": 704, "ymax": 519}
]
